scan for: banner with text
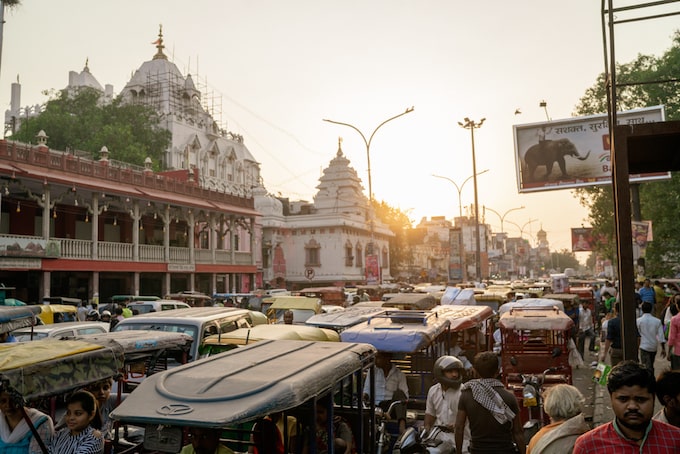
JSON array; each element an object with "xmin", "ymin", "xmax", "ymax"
[{"xmin": 514, "ymin": 106, "xmax": 668, "ymax": 193}]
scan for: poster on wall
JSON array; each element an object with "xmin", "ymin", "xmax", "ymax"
[{"xmin": 514, "ymin": 106, "xmax": 668, "ymax": 193}]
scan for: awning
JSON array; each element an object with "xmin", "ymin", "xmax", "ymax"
[{"xmin": 136, "ymin": 188, "xmax": 260, "ymax": 217}]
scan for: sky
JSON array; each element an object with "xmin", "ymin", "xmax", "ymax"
[{"xmin": 0, "ymin": 0, "xmax": 678, "ymax": 259}]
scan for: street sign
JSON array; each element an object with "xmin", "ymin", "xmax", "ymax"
[{"xmin": 305, "ymin": 268, "xmax": 315, "ymax": 280}]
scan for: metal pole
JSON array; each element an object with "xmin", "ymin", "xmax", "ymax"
[
  {"xmin": 459, "ymin": 118, "xmax": 486, "ymax": 281},
  {"xmin": 432, "ymin": 170, "xmax": 488, "ymax": 219},
  {"xmin": 323, "ymin": 108, "xmax": 414, "ymax": 282}
]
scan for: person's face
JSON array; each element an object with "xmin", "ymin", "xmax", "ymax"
[
  {"xmin": 316, "ymin": 404, "xmax": 328, "ymax": 426},
  {"xmin": 610, "ymin": 385, "xmax": 655, "ymax": 432},
  {"xmin": 443, "ymin": 369, "xmax": 460, "ymax": 380},
  {"xmin": 375, "ymin": 353, "xmax": 391, "ymax": 369},
  {"xmin": 188, "ymin": 428, "xmax": 220, "ymax": 454},
  {"xmin": 0, "ymin": 391, "xmax": 19, "ymax": 417},
  {"xmin": 87, "ymin": 379, "xmax": 112, "ymax": 405},
  {"xmin": 65, "ymin": 401, "xmax": 95, "ymax": 435}
]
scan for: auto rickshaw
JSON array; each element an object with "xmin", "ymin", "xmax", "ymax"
[
  {"xmin": 111, "ymin": 340, "xmax": 377, "ymax": 454},
  {"xmin": 305, "ymin": 305, "xmax": 387, "ymax": 332},
  {"xmin": 263, "ymin": 295, "xmax": 323, "ymax": 323},
  {"xmin": 37, "ymin": 304, "xmax": 77, "ymax": 324},
  {"xmin": 498, "ymin": 306, "xmax": 573, "ymax": 431},
  {"xmin": 296, "ymin": 286, "xmax": 347, "ymax": 306},
  {"xmin": 200, "ymin": 323, "xmax": 339, "ymax": 356},
  {"xmin": 0, "ymin": 305, "xmax": 40, "ymax": 334},
  {"xmin": 382, "ymin": 293, "xmax": 437, "ymax": 311}
]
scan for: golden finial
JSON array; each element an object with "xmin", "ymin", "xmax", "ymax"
[{"xmin": 152, "ymin": 24, "xmax": 166, "ymax": 60}]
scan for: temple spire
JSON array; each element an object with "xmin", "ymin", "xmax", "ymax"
[
  {"xmin": 337, "ymin": 137, "xmax": 343, "ymax": 157},
  {"xmin": 152, "ymin": 24, "xmax": 167, "ymax": 60}
]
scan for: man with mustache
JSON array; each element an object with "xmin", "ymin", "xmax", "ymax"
[{"xmin": 573, "ymin": 361, "xmax": 680, "ymax": 453}]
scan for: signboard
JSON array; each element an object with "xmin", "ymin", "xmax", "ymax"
[
  {"xmin": 514, "ymin": 106, "xmax": 669, "ymax": 193},
  {"xmin": 304, "ymin": 268, "xmax": 315, "ymax": 280},
  {"xmin": 365, "ymin": 255, "xmax": 380, "ymax": 285},
  {"xmin": 448, "ymin": 228, "xmax": 463, "ymax": 281},
  {"xmin": 0, "ymin": 238, "xmax": 60, "ymax": 258},
  {"xmin": 571, "ymin": 227, "xmax": 594, "ymax": 252}
]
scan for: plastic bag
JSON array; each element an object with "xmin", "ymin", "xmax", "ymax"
[{"xmin": 568, "ymin": 338, "xmax": 584, "ymax": 368}]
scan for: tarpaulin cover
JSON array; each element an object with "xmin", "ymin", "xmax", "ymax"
[
  {"xmin": 0, "ymin": 306, "xmax": 40, "ymax": 333},
  {"xmin": 0, "ymin": 339, "xmax": 124, "ymax": 399}
]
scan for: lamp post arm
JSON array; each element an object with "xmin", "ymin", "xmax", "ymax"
[
  {"xmin": 322, "ymin": 119, "xmax": 368, "ymax": 148},
  {"xmin": 366, "ymin": 107, "xmax": 414, "ymax": 150}
]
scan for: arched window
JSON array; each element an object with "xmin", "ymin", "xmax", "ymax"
[
  {"xmin": 345, "ymin": 241, "xmax": 354, "ymax": 267},
  {"xmin": 382, "ymin": 246, "xmax": 389, "ymax": 269},
  {"xmin": 355, "ymin": 243, "xmax": 363, "ymax": 268},
  {"xmin": 305, "ymin": 239, "xmax": 321, "ymax": 267}
]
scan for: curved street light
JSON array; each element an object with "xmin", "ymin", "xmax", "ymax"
[
  {"xmin": 323, "ymin": 107, "xmax": 415, "ymax": 282},
  {"xmin": 432, "ymin": 170, "xmax": 489, "ymax": 219},
  {"xmin": 505, "ymin": 218, "xmax": 537, "ymax": 243},
  {"xmin": 483, "ymin": 205, "xmax": 525, "ymax": 234},
  {"xmin": 458, "ymin": 117, "xmax": 485, "ymax": 281}
]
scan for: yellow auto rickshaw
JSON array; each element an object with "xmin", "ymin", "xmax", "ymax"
[{"xmin": 38, "ymin": 304, "xmax": 78, "ymax": 324}]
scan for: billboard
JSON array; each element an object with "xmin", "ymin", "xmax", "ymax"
[
  {"xmin": 571, "ymin": 227, "xmax": 594, "ymax": 252},
  {"xmin": 514, "ymin": 106, "xmax": 669, "ymax": 193}
]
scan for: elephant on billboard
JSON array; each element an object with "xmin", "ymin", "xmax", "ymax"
[{"xmin": 524, "ymin": 138, "xmax": 591, "ymax": 181}]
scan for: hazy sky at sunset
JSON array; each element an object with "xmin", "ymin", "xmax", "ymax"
[{"xmin": 1, "ymin": 1, "xmax": 678, "ymax": 257}]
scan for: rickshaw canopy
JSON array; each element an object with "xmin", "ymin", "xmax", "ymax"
[
  {"xmin": 340, "ymin": 310, "xmax": 450, "ymax": 353},
  {"xmin": 498, "ymin": 298, "xmax": 565, "ymax": 315},
  {"xmin": 38, "ymin": 304, "xmax": 77, "ymax": 324},
  {"xmin": 203, "ymin": 324, "xmax": 339, "ymax": 346},
  {"xmin": 382, "ymin": 293, "xmax": 436, "ymax": 310},
  {"xmin": 305, "ymin": 306, "xmax": 387, "ymax": 331},
  {"xmin": 0, "ymin": 339, "xmax": 124, "ymax": 399},
  {"xmin": 432, "ymin": 305, "xmax": 494, "ymax": 331},
  {"xmin": 110, "ymin": 340, "xmax": 375, "ymax": 427},
  {"xmin": 499, "ymin": 307, "xmax": 574, "ymax": 331},
  {"xmin": 0, "ymin": 305, "xmax": 40, "ymax": 333}
]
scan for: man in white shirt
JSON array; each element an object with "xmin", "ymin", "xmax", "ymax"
[
  {"xmin": 577, "ymin": 302, "xmax": 596, "ymax": 359},
  {"xmin": 424, "ymin": 356, "xmax": 470, "ymax": 453},
  {"xmin": 636, "ymin": 301, "xmax": 666, "ymax": 376},
  {"xmin": 363, "ymin": 351, "xmax": 409, "ymax": 433}
]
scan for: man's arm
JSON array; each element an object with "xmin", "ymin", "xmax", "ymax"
[
  {"xmin": 423, "ymin": 413, "xmax": 435, "ymax": 432},
  {"xmin": 454, "ymin": 408, "xmax": 467, "ymax": 454},
  {"xmin": 511, "ymin": 411, "xmax": 526, "ymax": 454}
]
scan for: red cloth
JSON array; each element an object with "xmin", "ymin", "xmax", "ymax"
[{"xmin": 573, "ymin": 420, "xmax": 680, "ymax": 453}]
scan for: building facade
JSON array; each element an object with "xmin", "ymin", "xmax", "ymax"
[
  {"xmin": 0, "ymin": 30, "xmax": 262, "ymax": 303},
  {"xmin": 255, "ymin": 140, "xmax": 393, "ymax": 289}
]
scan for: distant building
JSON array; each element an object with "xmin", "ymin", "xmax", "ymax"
[{"xmin": 255, "ymin": 140, "xmax": 393, "ymax": 289}]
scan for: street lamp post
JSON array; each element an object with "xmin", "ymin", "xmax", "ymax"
[
  {"xmin": 483, "ymin": 205, "xmax": 525, "ymax": 235},
  {"xmin": 505, "ymin": 219, "xmax": 537, "ymax": 242},
  {"xmin": 323, "ymin": 107, "xmax": 414, "ymax": 282},
  {"xmin": 432, "ymin": 170, "xmax": 489, "ymax": 219},
  {"xmin": 458, "ymin": 117, "xmax": 485, "ymax": 281}
]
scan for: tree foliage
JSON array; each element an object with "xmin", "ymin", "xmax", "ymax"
[
  {"xmin": 574, "ymin": 31, "xmax": 680, "ymax": 277},
  {"xmin": 373, "ymin": 200, "xmax": 413, "ymax": 280},
  {"xmin": 12, "ymin": 88, "xmax": 170, "ymax": 169}
]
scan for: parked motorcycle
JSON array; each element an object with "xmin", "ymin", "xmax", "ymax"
[{"xmin": 393, "ymin": 425, "xmax": 455, "ymax": 454}]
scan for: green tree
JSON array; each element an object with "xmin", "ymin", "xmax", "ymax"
[
  {"xmin": 373, "ymin": 200, "xmax": 414, "ymax": 280},
  {"xmin": 574, "ymin": 31, "xmax": 680, "ymax": 276},
  {"xmin": 12, "ymin": 88, "xmax": 170, "ymax": 169}
]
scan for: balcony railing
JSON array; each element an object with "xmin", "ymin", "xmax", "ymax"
[{"xmin": 0, "ymin": 234, "xmax": 251, "ymax": 266}]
